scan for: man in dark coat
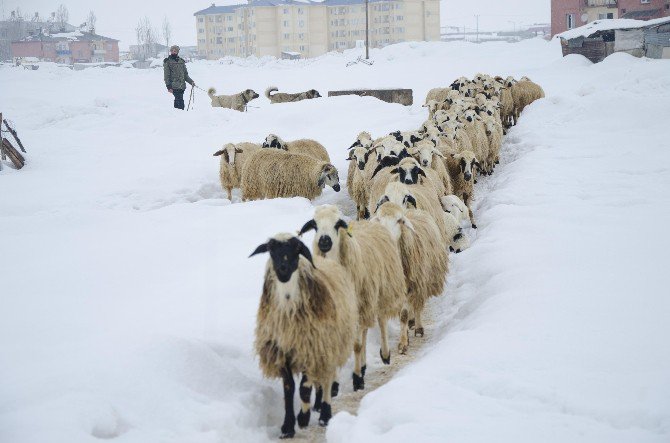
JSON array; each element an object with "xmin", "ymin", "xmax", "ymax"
[{"xmin": 163, "ymin": 45, "xmax": 195, "ymax": 110}]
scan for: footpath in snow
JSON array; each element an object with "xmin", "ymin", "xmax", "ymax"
[{"xmin": 1, "ymin": 40, "xmax": 669, "ymax": 442}]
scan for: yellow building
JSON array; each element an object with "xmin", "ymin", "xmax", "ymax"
[
  {"xmin": 194, "ymin": 0, "xmax": 440, "ymax": 59},
  {"xmin": 584, "ymin": 0, "xmax": 619, "ymax": 23}
]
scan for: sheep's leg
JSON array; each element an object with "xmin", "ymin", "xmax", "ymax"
[
  {"xmin": 398, "ymin": 303, "xmax": 410, "ymax": 355},
  {"xmin": 297, "ymin": 374, "xmax": 312, "ymax": 429},
  {"xmin": 463, "ymin": 193, "xmax": 477, "ymax": 229},
  {"xmin": 352, "ymin": 327, "xmax": 365, "ymax": 391},
  {"xmin": 279, "ymin": 362, "xmax": 296, "ymax": 439},
  {"xmin": 378, "ymin": 317, "xmax": 391, "ymax": 365},
  {"xmin": 361, "ymin": 327, "xmax": 368, "ymax": 376},
  {"xmin": 226, "ymin": 187, "xmax": 232, "ymax": 201},
  {"xmin": 313, "ymin": 385, "xmax": 323, "ymax": 412},
  {"xmin": 415, "ymin": 307, "xmax": 425, "ymax": 337},
  {"xmin": 318, "ymin": 376, "xmax": 334, "ymax": 426}
]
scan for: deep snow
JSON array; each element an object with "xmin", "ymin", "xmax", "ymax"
[{"xmin": 1, "ymin": 39, "xmax": 669, "ymax": 443}]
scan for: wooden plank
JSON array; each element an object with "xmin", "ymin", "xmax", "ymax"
[
  {"xmin": 1, "ymin": 138, "xmax": 25, "ymax": 170},
  {"xmin": 3, "ymin": 119, "xmax": 26, "ymax": 153}
]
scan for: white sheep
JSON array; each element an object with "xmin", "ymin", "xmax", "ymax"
[
  {"xmin": 299, "ymin": 205, "xmax": 406, "ymax": 389},
  {"xmin": 251, "ymin": 233, "xmax": 357, "ymax": 436},
  {"xmin": 241, "ymin": 149, "xmax": 340, "ymax": 201},
  {"xmin": 213, "ymin": 142, "xmax": 260, "ymax": 200},
  {"xmin": 262, "ymin": 134, "xmax": 331, "ymax": 162},
  {"xmin": 373, "ymin": 202, "xmax": 448, "ymax": 346},
  {"xmin": 445, "ymin": 150, "xmax": 480, "ymax": 228}
]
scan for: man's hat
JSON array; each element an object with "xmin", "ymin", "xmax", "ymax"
[{"xmin": 170, "ymin": 45, "xmax": 180, "ymax": 53}]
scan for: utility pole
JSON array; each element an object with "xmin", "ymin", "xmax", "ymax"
[
  {"xmin": 475, "ymin": 14, "xmax": 479, "ymax": 43},
  {"xmin": 365, "ymin": 0, "xmax": 369, "ymax": 59}
]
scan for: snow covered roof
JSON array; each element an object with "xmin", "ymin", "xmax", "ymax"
[
  {"xmin": 18, "ymin": 30, "xmax": 119, "ymax": 43},
  {"xmin": 557, "ymin": 17, "xmax": 670, "ymax": 40},
  {"xmin": 194, "ymin": 0, "xmax": 385, "ymax": 14}
]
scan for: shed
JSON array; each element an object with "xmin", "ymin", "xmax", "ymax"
[{"xmin": 557, "ymin": 17, "xmax": 670, "ymax": 62}]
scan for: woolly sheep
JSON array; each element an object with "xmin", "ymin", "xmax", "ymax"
[
  {"xmin": 511, "ymin": 78, "xmax": 545, "ymax": 123},
  {"xmin": 373, "ymin": 202, "xmax": 448, "ymax": 344},
  {"xmin": 250, "ymin": 233, "xmax": 357, "ymax": 436},
  {"xmin": 262, "ymin": 134, "xmax": 331, "ymax": 162},
  {"xmin": 445, "ymin": 150, "xmax": 480, "ymax": 228},
  {"xmin": 299, "ymin": 205, "xmax": 406, "ymax": 389},
  {"xmin": 409, "ymin": 140, "xmax": 453, "ymax": 195},
  {"xmin": 241, "ymin": 149, "xmax": 340, "ymax": 201},
  {"xmin": 346, "ymin": 146, "xmax": 375, "ymax": 220},
  {"xmin": 213, "ymin": 142, "xmax": 261, "ymax": 200},
  {"xmin": 461, "ymin": 109, "xmax": 490, "ymax": 175}
]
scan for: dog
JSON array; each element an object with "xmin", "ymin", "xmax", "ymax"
[
  {"xmin": 264, "ymin": 86, "xmax": 322, "ymax": 104},
  {"xmin": 208, "ymin": 87, "xmax": 259, "ymax": 112}
]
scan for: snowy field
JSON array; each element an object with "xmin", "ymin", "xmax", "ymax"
[{"xmin": 1, "ymin": 39, "xmax": 669, "ymax": 442}]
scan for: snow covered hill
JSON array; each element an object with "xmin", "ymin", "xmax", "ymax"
[{"xmin": 1, "ymin": 39, "xmax": 669, "ymax": 443}]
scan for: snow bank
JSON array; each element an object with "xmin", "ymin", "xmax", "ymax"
[{"xmin": 1, "ymin": 38, "xmax": 669, "ymax": 442}]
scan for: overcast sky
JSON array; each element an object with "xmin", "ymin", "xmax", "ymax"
[{"xmin": 2, "ymin": 0, "xmax": 550, "ymax": 50}]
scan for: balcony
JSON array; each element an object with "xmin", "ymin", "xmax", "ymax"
[
  {"xmin": 585, "ymin": 0, "xmax": 617, "ymax": 7},
  {"xmin": 56, "ymin": 49, "xmax": 71, "ymax": 55}
]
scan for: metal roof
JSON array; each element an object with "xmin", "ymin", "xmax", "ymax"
[
  {"xmin": 17, "ymin": 31, "xmax": 119, "ymax": 43},
  {"xmin": 620, "ymin": 9, "xmax": 662, "ymax": 20}
]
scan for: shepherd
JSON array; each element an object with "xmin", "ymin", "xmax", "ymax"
[{"xmin": 163, "ymin": 45, "xmax": 196, "ymax": 110}]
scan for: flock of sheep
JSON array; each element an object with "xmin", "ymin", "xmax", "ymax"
[{"xmin": 217, "ymin": 74, "xmax": 545, "ymax": 439}]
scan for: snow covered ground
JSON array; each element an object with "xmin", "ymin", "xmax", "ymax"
[{"xmin": 1, "ymin": 39, "xmax": 669, "ymax": 443}]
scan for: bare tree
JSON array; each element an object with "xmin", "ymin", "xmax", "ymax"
[
  {"xmin": 87, "ymin": 10, "xmax": 97, "ymax": 33},
  {"xmin": 55, "ymin": 4, "xmax": 68, "ymax": 31},
  {"xmin": 162, "ymin": 16, "xmax": 172, "ymax": 54},
  {"xmin": 135, "ymin": 16, "xmax": 157, "ymax": 61}
]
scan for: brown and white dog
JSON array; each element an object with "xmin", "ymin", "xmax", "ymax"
[
  {"xmin": 265, "ymin": 86, "xmax": 322, "ymax": 104},
  {"xmin": 208, "ymin": 87, "xmax": 259, "ymax": 112}
]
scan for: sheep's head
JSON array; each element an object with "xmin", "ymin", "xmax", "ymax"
[
  {"xmin": 371, "ymin": 154, "xmax": 402, "ymax": 179},
  {"xmin": 410, "ymin": 141, "xmax": 444, "ymax": 168},
  {"xmin": 249, "ymin": 233, "xmax": 314, "ymax": 284},
  {"xmin": 392, "ymin": 158, "xmax": 426, "ymax": 185},
  {"xmin": 372, "ymin": 202, "xmax": 413, "ymax": 242},
  {"xmin": 451, "ymin": 151, "xmax": 479, "ymax": 182},
  {"xmin": 347, "ymin": 146, "xmax": 372, "ymax": 171},
  {"xmin": 505, "ymin": 76, "xmax": 517, "ymax": 88},
  {"xmin": 213, "ymin": 143, "xmax": 243, "ymax": 165},
  {"xmin": 350, "ymin": 131, "xmax": 373, "ymax": 149},
  {"xmin": 299, "ymin": 205, "xmax": 350, "ymax": 259},
  {"xmin": 482, "ymin": 117, "xmax": 497, "ymax": 136},
  {"xmin": 317, "ymin": 164, "xmax": 340, "ymax": 192},
  {"xmin": 262, "ymin": 134, "xmax": 287, "ymax": 150},
  {"xmin": 464, "ymin": 109, "xmax": 479, "ymax": 123},
  {"xmin": 376, "ymin": 182, "xmax": 418, "ymax": 215}
]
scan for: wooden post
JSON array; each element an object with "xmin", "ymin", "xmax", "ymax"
[
  {"xmin": 0, "ymin": 112, "xmax": 3, "ymax": 169},
  {"xmin": 3, "ymin": 118, "xmax": 26, "ymax": 153}
]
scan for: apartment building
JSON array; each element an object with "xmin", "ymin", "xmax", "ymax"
[
  {"xmin": 194, "ymin": 0, "xmax": 440, "ymax": 59},
  {"xmin": 551, "ymin": 0, "xmax": 670, "ymax": 36}
]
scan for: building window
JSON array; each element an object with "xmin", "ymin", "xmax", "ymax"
[
  {"xmin": 598, "ymin": 13, "xmax": 614, "ymax": 19},
  {"xmin": 217, "ymin": 37, "xmax": 223, "ymax": 44},
  {"xmin": 216, "ymin": 15, "xmax": 223, "ymax": 22},
  {"xmin": 298, "ymin": 8, "xmax": 303, "ymax": 14},
  {"xmin": 566, "ymin": 13, "xmax": 574, "ymax": 30},
  {"xmin": 198, "ymin": 17, "xmax": 204, "ymax": 22},
  {"xmin": 199, "ymin": 28, "xmax": 205, "ymax": 33},
  {"xmin": 208, "ymin": 16, "xmax": 214, "ymax": 22},
  {"xmin": 641, "ymin": 0, "xmax": 650, "ymax": 3},
  {"xmin": 284, "ymin": 8, "xmax": 289, "ymax": 13},
  {"xmin": 284, "ymin": 33, "xmax": 290, "ymax": 39},
  {"xmin": 284, "ymin": 20, "xmax": 289, "ymax": 27},
  {"xmin": 299, "ymin": 20, "xmax": 304, "ymax": 27},
  {"xmin": 300, "ymin": 45, "xmax": 305, "ymax": 51}
]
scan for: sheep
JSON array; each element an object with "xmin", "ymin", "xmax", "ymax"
[
  {"xmin": 241, "ymin": 149, "xmax": 340, "ymax": 201},
  {"xmin": 373, "ymin": 202, "xmax": 448, "ymax": 345},
  {"xmin": 440, "ymin": 194, "xmax": 470, "ymax": 225},
  {"xmin": 409, "ymin": 140, "xmax": 452, "ymax": 195},
  {"xmin": 461, "ymin": 109, "xmax": 490, "ymax": 175},
  {"xmin": 511, "ymin": 78, "xmax": 545, "ymax": 123},
  {"xmin": 389, "ymin": 130, "xmax": 423, "ymax": 149},
  {"xmin": 213, "ymin": 142, "xmax": 261, "ymax": 200},
  {"xmin": 481, "ymin": 114, "xmax": 503, "ymax": 171},
  {"xmin": 445, "ymin": 150, "xmax": 480, "ymax": 228},
  {"xmin": 262, "ymin": 134, "xmax": 330, "ymax": 162},
  {"xmin": 299, "ymin": 205, "xmax": 406, "ymax": 389},
  {"xmin": 439, "ymin": 195, "xmax": 471, "ymax": 253},
  {"xmin": 250, "ymin": 233, "xmax": 357, "ymax": 436},
  {"xmin": 346, "ymin": 146, "xmax": 375, "ymax": 219},
  {"xmin": 425, "ymin": 87, "xmax": 452, "ymax": 104}
]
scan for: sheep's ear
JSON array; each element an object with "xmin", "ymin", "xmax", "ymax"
[
  {"xmin": 371, "ymin": 164, "xmax": 385, "ymax": 178},
  {"xmin": 474, "ymin": 161, "xmax": 481, "ymax": 169},
  {"xmin": 235, "ymin": 147, "xmax": 243, "ymax": 153},
  {"xmin": 213, "ymin": 149, "xmax": 225, "ymax": 156},
  {"xmin": 261, "ymin": 141, "xmax": 269, "ymax": 148},
  {"xmin": 298, "ymin": 242, "xmax": 315, "ymax": 268},
  {"xmin": 335, "ymin": 219, "xmax": 351, "ymax": 237},
  {"xmin": 298, "ymin": 219, "xmax": 317, "ymax": 236},
  {"xmin": 432, "ymin": 149, "xmax": 446, "ymax": 159},
  {"xmin": 375, "ymin": 196, "xmax": 390, "ymax": 213},
  {"xmin": 363, "ymin": 150, "xmax": 373, "ymax": 163},
  {"xmin": 389, "ymin": 167, "xmax": 400, "ymax": 175},
  {"xmin": 270, "ymin": 139, "xmax": 278, "ymax": 148},
  {"xmin": 249, "ymin": 242, "xmax": 268, "ymax": 257},
  {"xmin": 399, "ymin": 217, "xmax": 415, "ymax": 232},
  {"xmin": 346, "ymin": 150, "xmax": 354, "ymax": 161},
  {"xmin": 398, "ymin": 149, "xmax": 410, "ymax": 160},
  {"xmin": 417, "ymin": 168, "xmax": 427, "ymax": 178},
  {"xmin": 403, "ymin": 195, "xmax": 417, "ymax": 208}
]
